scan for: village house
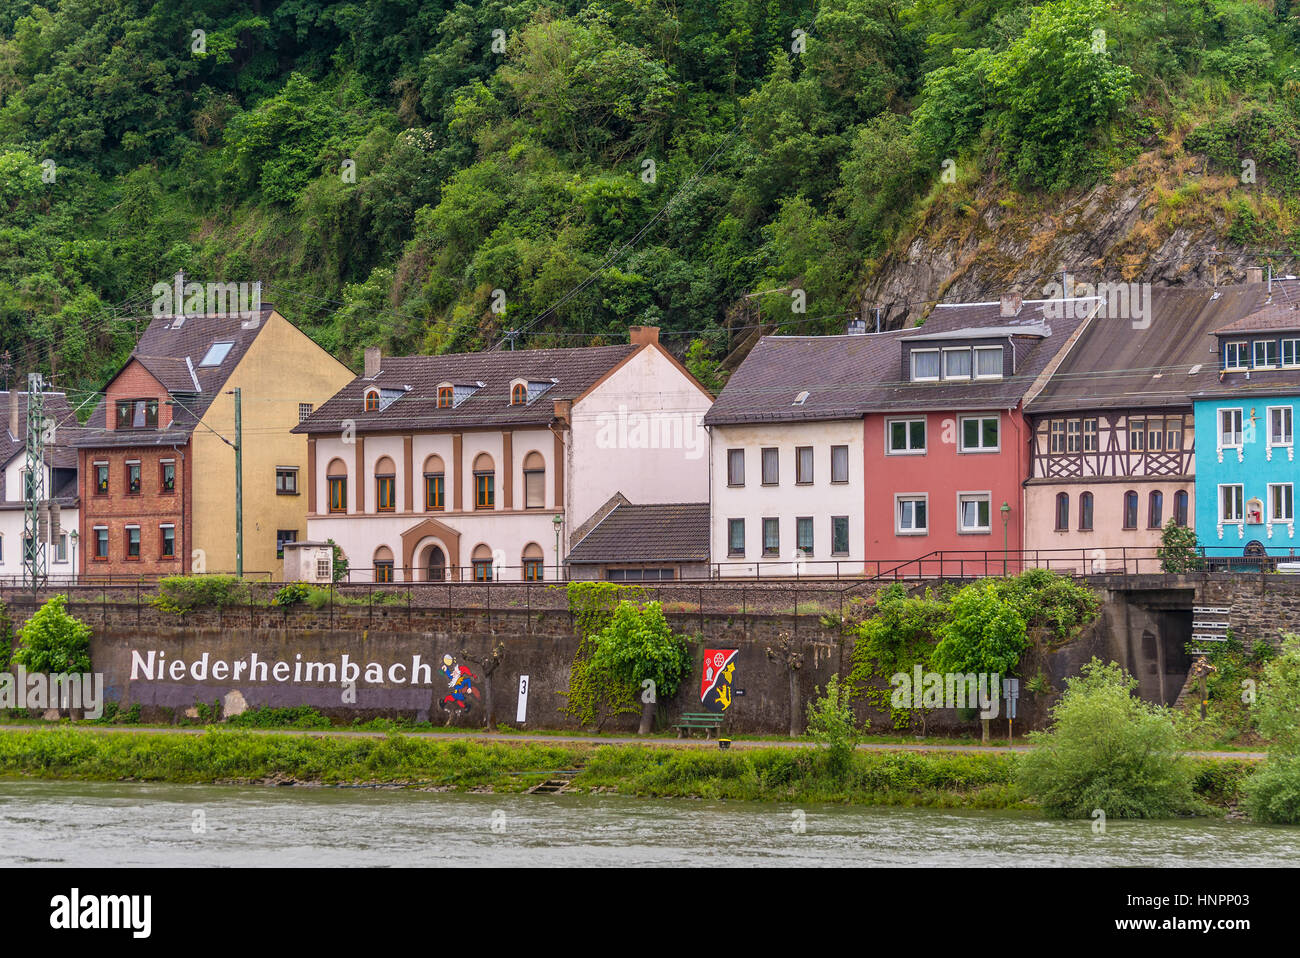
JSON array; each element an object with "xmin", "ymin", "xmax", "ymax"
[
  {"xmin": 291, "ymin": 327, "xmax": 713, "ymax": 582},
  {"xmin": 71, "ymin": 304, "xmax": 354, "ymax": 577},
  {"xmin": 0, "ymin": 390, "xmax": 81, "ymax": 582}
]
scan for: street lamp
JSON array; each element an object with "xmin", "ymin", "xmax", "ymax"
[
  {"xmin": 69, "ymin": 529, "xmax": 77, "ymax": 584},
  {"xmin": 1000, "ymin": 501, "xmax": 1011, "ymax": 576},
  {"xmin": 552, "ymin": 514, "xmax": 564, "ymax": 581}
]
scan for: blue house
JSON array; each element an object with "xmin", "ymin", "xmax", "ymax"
[{"xmin": 1191, "ymin": 298, "xmax": 1300, "ymax": 560}]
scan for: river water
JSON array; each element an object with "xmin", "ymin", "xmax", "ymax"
[{"xmin": 2, "ymin": 780, "xmax": 1297, "ymax": 867}]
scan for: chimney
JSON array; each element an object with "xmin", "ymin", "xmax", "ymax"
[
  {"xmin": 629, "ymin": 326, "xmax": 659, "ymax": 346},
  {"xmin": 364, "ymin": 346, "xmax": 381, "ymax": 379},
  {"xmin": 1246, "ymin": 266, "xmax": 1264, "ymax": 284},
  {"xmin": 8, "ymin": 390, "xmax": 17, "ymax": 439},
  {"xmin": 552, "ymin": 399, "xmax": 572, "ymax": 426},
  {"xmin": 1000, "ymin": 292, "xmax": 1023, "ymax": 318}
]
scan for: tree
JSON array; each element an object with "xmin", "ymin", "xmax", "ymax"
[
  {"xmin": 806, "ymin": 673, "xmax": 858, "ymax": 777},
  {"xmin": 461, "ymin": 642, "xmax": 506, "ymax": 730},
  {"xmin": 1157, "ymin": 519, "xmax": 1203, "ymax": 573},
  {"xmin": 588, "ymin": 601, "xmax": 692, "ymax": 735},
  {"xmin": 932, "ymin": 580, "xmax": 1028, "ymax": 741},
  {"xmin": 766, "ymin": 632, "xmax": 805, "ymax": 737},
  {"xmin": 327, "ymin": 539, "xmax": 349, "ymax": 583},
  {"xmin": 1017, "ymin": 659, "xmax": 1195, "ymax": 818},
  {"xmin": 13, "ymin": 594, "xmax": 92, "ymax": 675}
]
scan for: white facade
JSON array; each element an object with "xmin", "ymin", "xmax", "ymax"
[
  {"xmin": 304, "ymin": 336, "xmax": 713, "ymax": 582},
  {"xmin": 0, "ymin": 454, "xmax": 79, "ymax": 583},
  {"xmin": 709, "ymin": 420, "xmax": 863, "ymax": 577}
]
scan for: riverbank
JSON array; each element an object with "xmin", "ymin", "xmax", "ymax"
[{"xmin": 0, "ymin": 727, "xmax": 1257, "ymax": 813}]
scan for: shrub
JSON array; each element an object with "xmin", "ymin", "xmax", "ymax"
[
  {"xmin": 1017, "ymin": 659, "xmax": 1195, "ymax": 818},
  {"xmin": 1158, "ymin": 519, "xmax": 1203, "ymax": 573},
  {"xmin": 588, "ymin": 601, "xmax": 692, "ymax": 702},
  {"xmin": 806, "ymin": 674, "xmax": 859, "ymax": 777},
  {"xmin": 226, "ymin": 706, "xmax": 332, "ymax": 729},
  {"xmin": 272, "ymin": 582, "xmax": 313, "ymax": 607},
  {"xmin": 1243, "ymin": 753, "xmax": 1300, "ymax": 824},
  {"xmin": 152, "ymin": 575, "xmax": 251, "ymax": 615},
  {"xmin": 932, "ymin": 580, "xmax": 1028, "ymax": 677},
  {"xmin": 0, "ymin": 599, "xmax": 13, "ymax": 672},
  {"xmin": 13, "ymin": 595, "xmax": 92, "ymax": 674}
]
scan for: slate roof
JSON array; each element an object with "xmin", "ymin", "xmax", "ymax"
[
  {"xmin": 703, "ymin": 300, "xmax": 1089, "ymax": 426},
  {"xmin": 73, "ymin": 307, "xmax": 275, "ymax": 449},
  {"xmin": 566, "ymin": 502, "xmax": 710, "ymax": 564},
  {"xmin": 0, "ymin": 391, "xmax": 82, "ymax": 471},
  {"xmin": 292, "ymin": 344, "xmax": 639, "ymax": 435}
]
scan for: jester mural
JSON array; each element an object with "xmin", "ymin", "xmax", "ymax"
[
  {"xmin": 700, "ymin": 649, "xmax": 739, "ymax": 714},
  {"xmin": 439, "ymin": 654, "xmax": 481, "ymax": 711}
]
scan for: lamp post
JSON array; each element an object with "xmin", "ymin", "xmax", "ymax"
[
  {"xmin": 69, "ymin": 529, "xmax": 78, "ymax": 585},
  {"xmin": 553, "ymin": 513, "xmax": 564, "ymax": 581},
  {"xmin": 1000, "ymin": 501, "xmax": 1011, "ymax": 576}
]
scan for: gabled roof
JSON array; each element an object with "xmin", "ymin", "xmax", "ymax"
[
  {"xmin": 0, "ymin": 391, "xmax": 82, "ymax": 471},
  {"xmin": 73, "ymin": 307, "xmax": 275, "ymax": 449},
  {"xmin": 292, "ymin": 344, "xmax": 639, "ymax": 435},
  {"xmin": 566, "ymin": 502, "xmax": 710, "ymax": 564},
  {"xmin": 1211, "ymin": 298, "xmax": 1300, "ymax": 335},
  {"xmin": 704, "ymin": 300, "xmax": 1087, "ymax": 426}
]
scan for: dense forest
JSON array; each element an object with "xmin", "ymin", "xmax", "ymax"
[{"xmin": 3, "ymin": 0, "xmax": 1300, "ymax": 400}]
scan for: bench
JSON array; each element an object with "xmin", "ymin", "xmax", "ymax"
[{"xmin": 673, "ymin": 712, "xmax": 725, "ymax": 739}]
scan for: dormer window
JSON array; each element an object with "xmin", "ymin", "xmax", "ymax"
[
  {"xmin": 1254, "ymin": 340, "xmax": 1280, "ymax": 369},
  {"xmin": 910, "ymin": 350, "xmax": 940, "ymax": 382},
  {"xmin": 437, "ymin": 385, "xmax": 453, "ymax": 408},
  {"xmin": 942, "ymin": 348, "xmax": 971, "ymax": 379},
  {"xmin": 974, "ymin": 346, "xmax": 1004, "ymax": 379},
  {"xmin": 511, "ymin": 383, "xmax": 527, "ymax": 405},
  {"xmin": 114, "ymin": 398, "xmax": 159, "ymax": 429},
  {"xmin": 1225, "ymin": 341, "xmax": 1249, "ymax": 370},
  {"xmin": 364, "ymin": 389, "xmax": 380, "ymax": 412}
]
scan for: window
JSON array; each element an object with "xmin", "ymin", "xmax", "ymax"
[
  {"xmin": 1284, "ymin": 339, "xmax": 1300, "ymax": 368},
  {"xmin": 327, "ymin": 459, "xmax": 347, "ymax": 513},
  {"xmin": 1049, "ymin": 420, "xmax": 1066, "ymax": 454},
  {"xmin": 831, "ymin": 445, "xmax": 849, "ymax": 483},
  {"xmin": 474, "ymin": 453, "xmax": 495, "ymax": 509},
  {"xmin": 523, "ymin": 451, "xmax": 546, "ymax": 508},
  {"xmin": 796, "ymin": 517, "xmax": 813, "ymax": 554},
  {"xmin": 1123, "ymin": 491, "xmax": 1139, "ymax": 529},
  {"xmin": 1066, "ymin": 419, "xmax": 1083, "ymax": 453},
  {"xmin": 115, "ymin": 398, "xmax": 158, "ymax": 429},
  {"xmin": 1225, "ymin": 341, "xmax": 1249, "ymax": 370},
  {"xmin": 275, "ymin": 529, "xmax": 297, "ymax": 560},
  {"xmin": 55, "ymin": 534, "xmax": 67, "ymax": 563},
  {"xmin": 1221, "ymin": 484, "xmax": 1244, "ymax": 523},
  {"xmin": 511, "ymin": 383, "xmax": 527, "ymax": 405},
  {"xmin": 1166, "ymin": 419, "xmax": 1183, "ymax": 451},
  {"xmin": 199, "ymin": 341, "xmax": 234, "ymax": 366},
  {"xmin": 317, "ymin": 557, "xmax": 332, "ymax": 580},
  {"xmin": 831, "ymin": 516, "xmax": 849, "ymax": 556},
  {"xmin": 795, "ymin": 446, "xmax": 813, "ymax": 484},
  {"xmin": 1083, "ymin": 419, "xmax": 1098, "ymax": 452},
  {"xmin": 93, "ymin": 527, "xmax": 108, "ymax": 560},
  {"xmin": 1269, "ymin": 406, "xmax": 1294, "ymax": 447},
  {"xmin": 958, "ymin": 494, "xmax": 991, "ymax": 533},
  {"xmin": 21, "ymin": 469, "xmax": 33, "ymax": 502},
  {"xmin": 911, "ymin": 349, "xmax": 940, "ymax": 381},
  {"xmin": 1219, "ymin": 408, "xmax": 1243, "ymax": 448},
  {"xmin": 762, "ymin": 518, "xmax": 780, "ymax": 557},
  {"xmin": 364, "ymin": 389, "xmax": 379, "ymax": 412},
  {"xmin": 94, "ymin": 462, "xmax": 108, "ymax": 495},
  {"xmin": 424, "ymin": 455, "xmax": 446, "ymax": 511},
  {"xmin": 275, "ymin": 467, "xmax": 297, "ymax": 495},
  {"xmin": 1174, "ymin": 490, "xmax": 1189, "ymax": 526},
  {"xmin": 1128, "ymin": 419, "xmax": 1146, "ymax": 451},
  {"xmin": 959, "ymin": 416, "xmax": 999, "ymax": 452},
  {"xmin": 472, "ymin": 545, "xmax": 494, "ymax": 581},
  {"xmin": 974, "ymin": 346, "xmax": 1003, "ymax": 379},
  {"xmin": 761, "ymin": 448, "xmax": 779, "ymax": 485},
  {"xmin": 1254, "ymin": 339, "xmax": 1280, "ymax": 368},
  {"xmin": 438, "ymin": 387, "xmax": 453, "ymax": 408},
  {"xmin": 1055, "ymin": 493, "xmax": 1069, "ymax": 532},
  {"xmin": 888, "ymin": 419, "xmax": 926, "ymax": 454},
  {"xmin": 1079, "ymin": 492, "xmax": 1094, "ymax": 531},
  {"xmin": 523, "ymin": 543, "xmax": 544, "ymax": 581},
  {"xmin": 1149, "ymin": 491, "xmax": 1164, "ymax": 528},
  {"xmin": 126, "ymin": 461, "xmax": 141, "ymax": 495},
  {"xmin": 161, "ymin": 525, "xmax": 176, "ymax": 559},
  {"xmin": 1147, "ymin": 419, "xmax": 1163, "ymax": 451},
  {"xmin": 374, "ymin": 547, "xmax": 395, "ymax": 583},
  {"xmin": 161, "ymin": 460, "xmax": 176, "ymax": 493},
  {"xmin": 728, "ymin": 518, "xmax": 745, "ymax": 557},
  {"xmin": 727, "ymin": 449, "xmax": 745, "ymax": 486},
  {"xmin": 897, "ymin": 495, "xmax": 927, "ymax": 534},
  {"xmin": 298, "ymin": 402, "xmax": 313, "ymax": 423},
  {"xmin": 1270, "ymin": 483, "xmax": 1294, "ymax": 523},
  {"xmin": 375, "ymin": 456, "xmax": 396, "ymax": 512},
  {"xmin": 943, "ymin": 347, "xmax": 971, "ymax": 379},
  {"xmin": 126, "ymin": 526, "xmax": 140, "ymax": 560}
]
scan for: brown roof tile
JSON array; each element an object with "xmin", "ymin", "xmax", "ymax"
[{"xmin": 566, "ymin": 502, "xmax": 710, "ymax": 563}]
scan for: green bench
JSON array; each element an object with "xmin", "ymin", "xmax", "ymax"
[{"xmin": 673, "ymin": 712, "xmax": 725, "ymax": 739}]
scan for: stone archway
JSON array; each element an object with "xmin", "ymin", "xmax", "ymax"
[{"xmin": 401, "ymin": 518, "xmax": 461, "ymax": 581}]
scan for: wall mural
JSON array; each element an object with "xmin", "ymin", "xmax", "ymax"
[
  {"xmin": 700, "ymin": 649, "xmax": 738, "ymax": 714},
  {"xmin": 439, "ymin": 654, "xmax": 480, "ymax": 712}
]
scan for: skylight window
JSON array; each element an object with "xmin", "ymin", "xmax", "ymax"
[{"xmin": 199, "ymin": 341, "xmax": 235, "ymax": 367}]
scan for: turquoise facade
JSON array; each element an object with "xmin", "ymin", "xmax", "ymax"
[{"xmin": 1193, "ymin": 396, "xmax": 1300, "ymax": 557}]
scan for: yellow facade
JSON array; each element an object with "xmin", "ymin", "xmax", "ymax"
[{"xmin": 190, "ymin": 311, "xmax": 354, "ymax": 576}]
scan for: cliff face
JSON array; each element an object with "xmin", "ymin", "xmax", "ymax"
[{"xmin": 857, "ymin": 140, "xmax": 1270, "ymax": 329}]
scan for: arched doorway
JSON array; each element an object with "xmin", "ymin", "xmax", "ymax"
[{"xmin": 423, "ymin": 544, "xmax": 447, "ymax": 581}]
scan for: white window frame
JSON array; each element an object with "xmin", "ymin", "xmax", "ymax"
[
  {"xmin": 886, "ymin": 418, "xmax": 927, "ymax": 455},
  {"xmin": 1268, "ymin": 405, "xmax": 1293, "ymax": 448},
  {"xmin": 958, "ymin": 415, "xmax": 1000, "ymax": 453},
  {"xmin": 910, "ymin": 349, "xmax": 940, "ymax": 382},
  {"xmin": 895, "ymin": 494, "xmax": 929, "ymax": 535},
  {"xmin": 1283, "ymin": 338, "xmax": 1300, "ymax": 368},
  {"xmin": 957, "ymin": 492, "xmax": 993, "ymax": 534},
  {"xmin": 1219, "ymin": 407, "xmax": 1244, "ymax": 448},
  {"xmin": 1254, "ymin": 339, "xmax": 1280, "ymax": 369},
  {"xmin": 942, "ymin": 347, "xmax": 972, "ymax": 380},
  {"xmin": 1219, "ymin": 483, "xmax": 1244, "ymax": 524},
  {"xmin": 1225, "ymin": 341, "xmax": 1249, "ymax": 370},
  {"xmin": 973, "ymin": 346, "xmax": 1004, "ymax": 380},
  {"xmin": 1049, "ymin": 419, "xmax": 1066, "ymax": 454},
  {"xmin": 1268, "ymin": 483, "xmax": 1294, "ymax": 523}
]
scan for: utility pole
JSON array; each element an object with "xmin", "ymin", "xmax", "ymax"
[
  {"xmin": 22, "ymin": 373, "xmax": 46, "ymax": 594},
  {"xmin": 233, "ymin": 387, "xmax": 243, "ymax": 577}
]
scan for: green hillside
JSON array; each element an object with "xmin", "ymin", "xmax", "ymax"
[{"xmin": 2, "ymin": 0, "xmax": 1299, "ymax": 400}]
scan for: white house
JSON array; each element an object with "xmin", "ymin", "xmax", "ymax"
[
  {"xmin": 292, "ymin": 327, "xmax": 713, "ymax": 581},
  {"xmin": 0, "ymin": 390, "xmax": 81, "ymax": 583}
]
